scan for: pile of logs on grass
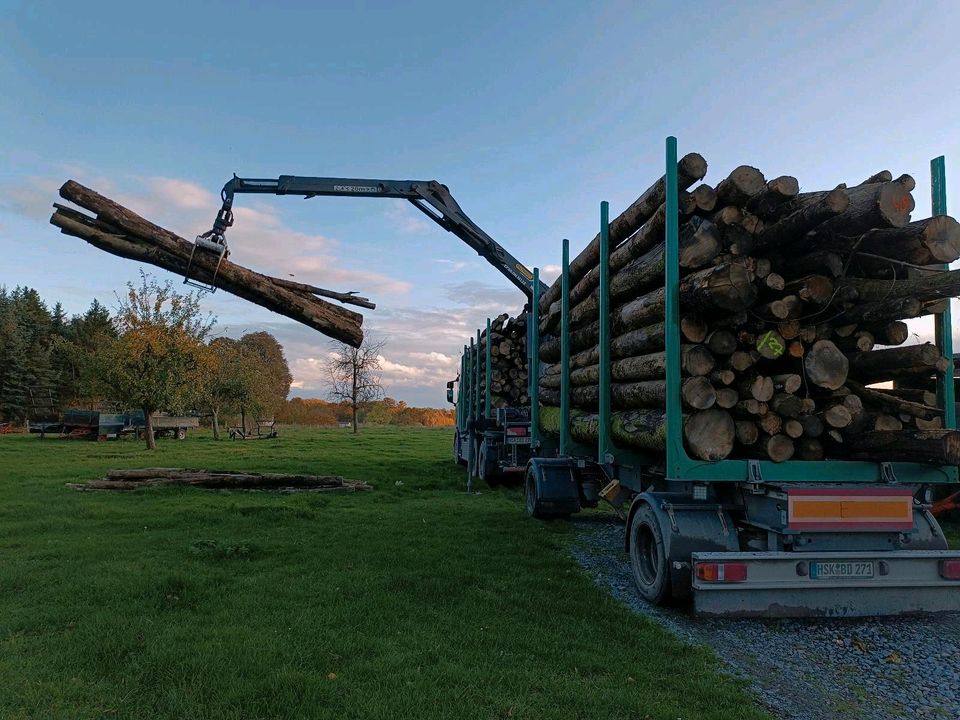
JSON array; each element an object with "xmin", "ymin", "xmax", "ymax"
[
  {"xmin": 50, "ymin": 181, "xmax": 369, "ymax": 347},
  {"xmin": 67, "ymin": 468, "xmax": 373, "ymax": 492},
  {"xmin": 536, "ymin": 154, "xmax": 960, "ymax": 465},
  {"xmin": 479, "ymin": 312, "xmax": 529, "ymax": 408}
]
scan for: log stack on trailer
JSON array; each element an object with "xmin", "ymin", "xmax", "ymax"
[
  {"xmin": 480, "ymin": 312, "xmax": 529, "ymax": 409},
  {"xmin": 534, "ymin": 155, "xmax": 960, "ymax": 465}
]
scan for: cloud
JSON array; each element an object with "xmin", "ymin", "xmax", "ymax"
[
  {"xmin": 432, "ymin": 258, "xmax": 467, "ymax": 272},
  {"xmin": 540, "ymin": 264, "xmax": 561, "ymax": 284},
  {"xmin": 385, "ymin": 199, "xmax": 430, "ymax": 234},
  {"xmin": 443, "ymin": 280, "xmax": 525, "ymax": 315}
]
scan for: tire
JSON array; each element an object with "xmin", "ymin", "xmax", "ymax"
[
  {"xmin": 454, "ymin": 432, "xmax": 467, "ymax": 466},
  {"xmin": 628, "ymin": 503, "xmax": 672, "ymax": 605},
  {"xmin": 478, "ymin": 442, "xmax": 500, "ymax": 487},
  {"xmin": 175, "ymin": 428, "xmax": 186, "ymax": 441},
  {"xmin": 525, "ymin": 469, "xmax": 544, "ymax": 519}
]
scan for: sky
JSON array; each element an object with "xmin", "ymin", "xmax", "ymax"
[{"xmin": 2, "ymin": 0, "xmax": 960, "ymax": 407}]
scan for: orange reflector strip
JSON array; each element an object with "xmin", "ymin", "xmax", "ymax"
[{"xmin": 788, "ymin": 489, "xmax": 913, "ymax": 530}]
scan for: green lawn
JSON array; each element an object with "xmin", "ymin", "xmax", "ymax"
[{"xmin": 0, "ymin": 426, "xmax": 766, "ymax": 720}]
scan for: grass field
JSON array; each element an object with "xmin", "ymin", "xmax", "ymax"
[{"xmin": 0, "ymin": 426, "xmax": 767, "ymax": 720}]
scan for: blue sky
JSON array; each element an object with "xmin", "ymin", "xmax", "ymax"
[{"xmin": 3, "ymin": 1, "xmax": 960, "ymax": 406}]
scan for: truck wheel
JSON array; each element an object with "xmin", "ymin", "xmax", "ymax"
[
  {"xmin": 629, "ymin": 503, "xmax": 671, "ymax": 605},
  {"xmin": 525, "ymin": 469, "xmax": 544, "ymax": 518},
  {"xmin": 176, "ymin": 428, "xmax": 186, "ymax": 441},
  {"xmin": 479, "ymin": 443, "xmax": 500, "ymax": 487}
]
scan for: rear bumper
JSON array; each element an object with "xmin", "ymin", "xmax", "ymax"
[{"xmin": 692, "ymin": 550, "xmax": 960, "ymax": 617}]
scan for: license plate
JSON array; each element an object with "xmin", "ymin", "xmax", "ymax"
[
  {"xmin": 810, "ymin": 561, "xmax": 874, "ymax": 579},
  {"xmin": 506, "ymin": 436, "xmax": 530, "ymax": 445}
]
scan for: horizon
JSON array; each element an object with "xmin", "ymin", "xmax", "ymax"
[{"xmin": 3, "ymin": 1, "xmax": 960, "ymax": 408}]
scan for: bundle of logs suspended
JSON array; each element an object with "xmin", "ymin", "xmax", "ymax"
[
  {"xmin": 479, "ymin": 312, "xmax": 529, "ymax": 409},
  {"xmin": 535, "ymin": 155, "xmax": 960, "ymax": 465},
  {"xmin": 50, "ymin": 181, "xmax": 369, "ymax": 346}
]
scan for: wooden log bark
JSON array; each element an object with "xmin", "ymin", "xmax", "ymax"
[
  {"xmin": 846, "ymin": 343, "xmax": 947, "ymax": 384},
  {"xmin": 541, "ymin": 345, "xmax": 714, "ymax": 388},
  {"xmin": 716, "ymin": 166, "xmax": 766, "ymax": 208},
  {"xmin": 839, "ymin": 267, "xmax": 960, "ymax": 303},
  {"xmin": 803, "ymin": 340, "xmax": 849, "ymax": 390},
  {"xmin": 810, "ymin": 180, "xmax": 915, "ymax": 238},
  {"xmin": 537, "ymin": 405, "xmax": 734, "ymax": 461},
  {"xmin": 538, "ymin": 152, "xmax": 707, "ymax": 313},
  {"xmin": 754, "ymin": 187, "xmax": 849, "ymax": 251},
  {"xmin": 52, "ymin": 184, "xmax": 365, "ymax": 346},
  {"xmin": 846, "ymin": 216, "xmax": 960, "ymax": 265},
  {"xmin": 745, "ymin": 176, "xmax": 800, "ymax": 218},
  {"xmin": 546, "ymin": 214, "xmax": 722, "ymax": 331},
  {"xmin": 70, "ymin": 468, "xmax": 371, "ymax": 491},
  {"xmin": 844, "ymin": 429, "xmax": 960, "ymax": 465}
]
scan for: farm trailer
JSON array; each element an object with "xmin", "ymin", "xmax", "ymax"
[{"xmin": 452, "ymin": 137, "xmax": 960, "ymax": 617}]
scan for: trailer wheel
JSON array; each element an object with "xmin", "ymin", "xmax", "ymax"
[
  {"xmin": 629, "ymin": 503, "xmax": 671, "ymax": 605},
  {"xmin": 478, "ymin": 442, "xmax": 500, "ymax": 486},
  {"xmin": 175, "ymin": 428, "xmax": 186, "ymax": 441},
  {"xmin": 525, "ymin": 469, "xmax": 544, "ymax": 519}
]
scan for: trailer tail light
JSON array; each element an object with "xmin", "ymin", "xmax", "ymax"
[
  {"xmin": 695, "ymin": 562, "xmax": 748, "ymax": 583},
  {"xmin": 940, "ymin": 560, "xmax": 960, "ymax": 580},
  {"xmin": 506, "ymin": 426, "xmax": 527, "ymax": 437}
]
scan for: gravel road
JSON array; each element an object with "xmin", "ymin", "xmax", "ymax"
[{"xmin": 571, "ymin": 514, "xmax": 960, "ymax": 720}]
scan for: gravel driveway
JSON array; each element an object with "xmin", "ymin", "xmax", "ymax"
[{"xmin": 571, "ymin": 513, "xmax": 960, "ymax": 720}]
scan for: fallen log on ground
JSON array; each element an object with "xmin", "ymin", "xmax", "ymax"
[
  {"xmin": 51, "ymin": 181, "xmax": 366, "ymax": 346},
  {"xmin": 67, "ymin": 468, "xmax": 373, "ymax": 492}
]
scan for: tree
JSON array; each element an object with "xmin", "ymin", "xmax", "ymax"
[
  {"xmin": 197, "ymin": 337, "xmax": 259, "ymax": 439},
  {"xmin": 324, "ymin": 338, "xmax": 385, "ymax": 433},
  {"xmin": 91, "ymin": 273, "xmax": 213, "ymax": 449},
  {"xmin": 236, "ymin": 331, "xmax": 292, "ymax": 428}
]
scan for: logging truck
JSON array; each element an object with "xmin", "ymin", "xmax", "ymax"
[{"xmin": 453, "ymin": 138, "xmax": 960, "ymax": 617}]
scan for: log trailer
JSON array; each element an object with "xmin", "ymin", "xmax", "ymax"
[
  {"xmin": 197, "ymin": 173, "xmax": 545, "ymax": 488},
  {"xmin": 453, "ymin": 137, "xmax": 960, "ymax": 617}
]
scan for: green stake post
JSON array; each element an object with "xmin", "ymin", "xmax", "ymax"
[
  {"xmin": 932, "ymin": 156, "xmax": 956, "ymax": 430},
  {"xmin": 485, "ymin": 318, "xmax": 492, "ymax": 420},
  {"xmin": 560, "ymin": 239, "xmax": 571, "ymax": 456},
  {"xmin": 530, "ymin": 267, "xmax": 541, "ymax": 451},
  {"xmin": 598, "ymin": 201, "xmax": 612, "ymax": 464}
]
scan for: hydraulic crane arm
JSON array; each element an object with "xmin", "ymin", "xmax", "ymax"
[{"xmin": 200, "ymin": 174, "xmax": 546, "ymax": 299}]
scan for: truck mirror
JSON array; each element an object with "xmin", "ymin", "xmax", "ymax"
[{"xmin": 446, "ymin": 381, "xmax": 455, "ymax": 404}]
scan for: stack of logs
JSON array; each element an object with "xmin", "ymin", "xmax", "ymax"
[
  {"xmin": 480, "ymin": 312, "xmax": 529, "ymax": 409},
  {"xmin": 536, "ymin": 153, "xmax": 960, "ymax": 465}
]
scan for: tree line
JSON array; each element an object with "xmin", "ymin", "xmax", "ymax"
[
  {"xmin": 0, "ymin": 276, "xmax": 292, "ymax": 447},
  {"xmin": 277, "ymin": 397, "xmax": 454, "ymax": 427}
]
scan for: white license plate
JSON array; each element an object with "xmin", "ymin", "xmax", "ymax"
[
  {"xmin": 506, "ymin": 436, "xmax": 530, "ymax": 445},
  {"xmin": 810, "ymin": 561, "xmax": 874, "ymax": 579}
]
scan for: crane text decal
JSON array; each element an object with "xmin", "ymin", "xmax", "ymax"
[{"xmin": 333, "ymin": 185, "xmax": 381, "ymax": 193}]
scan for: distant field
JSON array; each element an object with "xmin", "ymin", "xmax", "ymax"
[{"xmin": 0, "ymin": 426, "xmax": 766, "ymax": 720}]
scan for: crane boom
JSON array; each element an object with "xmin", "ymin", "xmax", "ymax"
[{"xmin": 197, "ymin": 174, "xmax": 546, "ymax": 299}]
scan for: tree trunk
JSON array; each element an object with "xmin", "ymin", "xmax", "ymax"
[
  {"xmin": 212, "ymin": 408, "xmax": 221, "ymax": 440},
  {"xmin": 352, "ymin": 367, "xmax": 359, "ymax": 433},
  {"xmin": 538, "ymin": 152, "xmax": 707, "ymax": 314},
  {"xmin": 715, "ymin": 165, "xmax": 766, "ymax": 208},
  {"xmin": 845, "ymin": 343, "xmax": 947, "ymax": 384},
  {"xmin": 144, "ymin": 407, "xmax": 156, "ymax": 450},
  {"xmin": 839, "ymin": 266, "xmax": 960, "ymax": 303},
  {"xmin": 754, "ymin": 187, "xmax": 849, "ymax": 252},
  {"xmin": 844, "ymin": 429, "xmax": 960, "ymax": 465},
  {"xmin": 803, "ymin": 340, "xmax": 849, "ymax": 390},
  {"xmin": 538, "ymin": 405, "xmax": 734, "ymax": 461},
  {"xmin": 52, "ymin": 183, "xmax": 365, "ymax": 347}
]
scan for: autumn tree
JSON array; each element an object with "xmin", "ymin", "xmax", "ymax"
[
  {"xmin": 324, "ymin": 338, "xmax": 385, "ymax": 433},
  {"xmin": 92, "ymin": 274, "xmax": 213, "ymax": 449},
  {"xmin": 236, "ymin": 331, "xmax": 292, "ymax": 428},
  {"xmin": 197, "ymin": 337, "xmax": 260, "ymax": 439}
]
